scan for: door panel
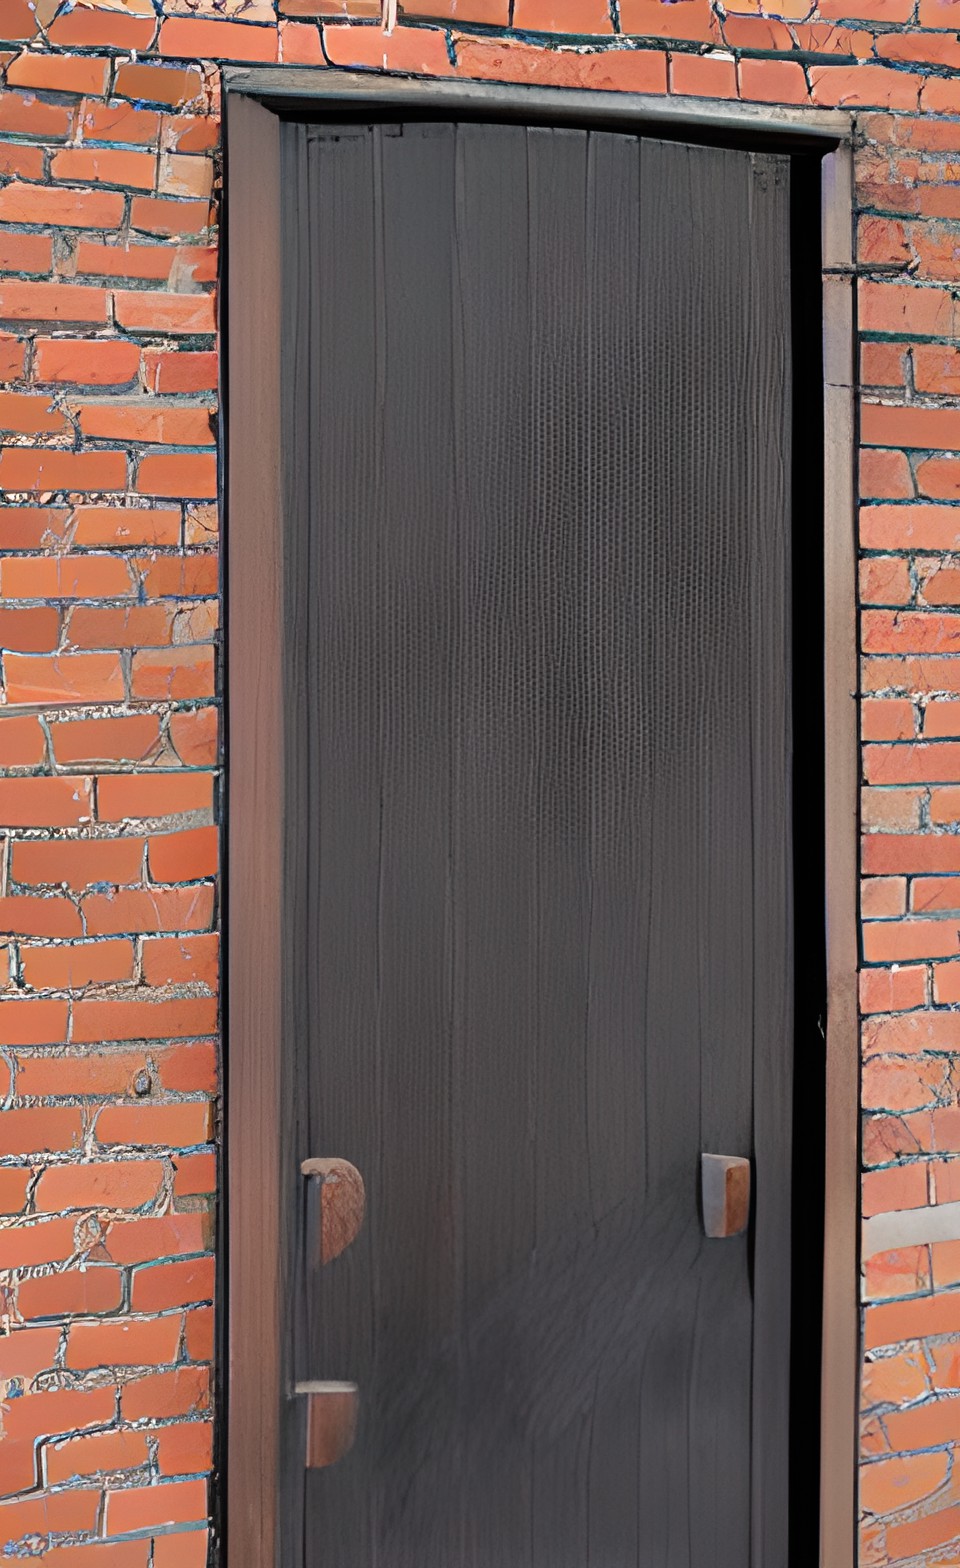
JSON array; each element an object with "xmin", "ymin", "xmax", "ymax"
[{"xmin": 279, "ymin": 121, "xmax": 792, "ymax": 1567}]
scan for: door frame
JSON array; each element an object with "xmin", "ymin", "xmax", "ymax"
[{"xmin": 222, "ymin": 74, "xmax": 857, "ymax": 1568}]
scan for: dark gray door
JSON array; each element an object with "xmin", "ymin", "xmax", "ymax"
[{"xmin": 279, "ymin": 121, "xmax": 793, "ymax": 1568}]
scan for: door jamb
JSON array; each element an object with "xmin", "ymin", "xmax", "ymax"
[{"xmin": 223, "ymin": 77, "xmax": 858, "ymax": 1568}]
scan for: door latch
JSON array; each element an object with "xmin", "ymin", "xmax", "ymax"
[{"xmin": 701, "ymin": 1153, "xmax": 751, "ymax": 1239}]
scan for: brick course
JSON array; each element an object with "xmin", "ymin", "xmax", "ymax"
[{"xmin": 0, "ymin": 0, "xmax": 953, "ymax": 1562}]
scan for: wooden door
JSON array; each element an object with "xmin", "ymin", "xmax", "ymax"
[{"xmin": 278, "ymin": 122, "xmax": 793, "ymax": 1567}]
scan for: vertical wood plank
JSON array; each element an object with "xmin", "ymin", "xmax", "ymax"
[{"xmin": 225, "ymin": 92, "xmax": 283, "ymax": 1568}]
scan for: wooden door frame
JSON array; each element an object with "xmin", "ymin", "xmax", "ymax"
[{"xmin": 222, "ymin": 75, "xmax": 857, "ymax": 1568}]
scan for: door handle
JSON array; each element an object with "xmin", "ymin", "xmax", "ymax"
[
  {"xmin": 297, "ymin": 1161, "xmax": 364, "ymax": 1470},
  {"xmin": 295, "ymin": 1381, "xmax": 359, "ymax": 1468},
  {"xmin": 301, "ymin": 1156, "xmax": 365, "ymax": 1265},
  {"xmin": 701, "ymin": 1153, "xmax": 751, "ymax": 1238}
]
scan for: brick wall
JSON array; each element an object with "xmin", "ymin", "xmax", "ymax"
[{"xmin": 0, "ymin": 1, "xmax": 954, "ymax": 1563}]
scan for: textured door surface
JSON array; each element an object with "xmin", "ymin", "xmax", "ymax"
[{"xmin": 279, "ymin": 122, "xmax": 793, "ymax": 1567}]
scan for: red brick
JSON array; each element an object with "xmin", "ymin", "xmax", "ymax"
[
  {"xmin": 0, "ymin": 1323, "xmax": 59, "ymax": 1379},
  {"xmin": 65, "ymin": 604, "xmax": 175, "ymax": 651},
  {"xmin": 21, "ymin": 938, "xmax": 135, "ymax": 990},
  {"xmin": 114, "ymin": 291, "xmax": 215, "ymax": 335},
  {"xmin": 75, "ymin": 242, "xmax": 175, "ymax": 283},
  {"xmin": 78, "ymin": 99, "xmax": 162, "ymax": 144},
  {"xmin": 97, "ymin": 1101, "xmax": 212, "ymax": 1147},
  {"xmin": 0, "ymin": 281, "xmax": 108, "ymax": 324},
  {"xmin": 169, "ymin": 707, "xmax": 218, "ymax": 767},
  {"xmin": 0, "ymin": 140, "xmax": 44, "ymax": 182},
  {"xmin": 864, "ymin": 610, "xmax": 960, "ymax": 656},
  {"xmin": 72, "ymin": 507, "xmax": 181, "ymax": 548},
  {"xmin": 74, "ymin": 996, "xmax": 217, "ymax": 1043},
  {"xmin": 738, "ymin": 58, "xmax": 809, "ymax": 104},
  {"xmin": 933, "ymin": 961, "xmax": 960, "ymax": 1003},
  {"xmin": 143, "ymin": 932, "xmax": 218, "ymax": 990},
  {"xmin": 131, "ymin": 646, "xmax": 215, "ymax": 699},
  {"xmin": 0, "ymin": 93, "xmax": 72, "ymax": 139},
  {"xmin": 34, "ymin": 338, "xmax": 141, "ymax": 387},
  {"xmin": 810, "ymin": 63, "xmax": 922, "ymax": 108},
  {"xmin": 864, "ymin": 833, "xmax": 960, "ymax": 874},
  {"xmin": 131, "ymin": 1254, "xmax": 214, "ymax": 1311},
  {"xmin": 0, "ymin": 182, "xmax": 125, "ymax": 229},
  {"xmin": 0, "ymin": 776, "xmax": 92, "ymax": 828},
  {"xmin": 51, "ymin": 146, "xmax": 156, "ymax": 190},
  {"xmin": 2, "ymin": 555, "xmax": 133, "ymax": 598},
  {"xmin": 82, "ymin": 884, "xmax": 215, "ymax": 936},
  {"xmin": 156, "ymin": 1421, "xmax": 213, "ymax": 1477},
  {"xmin": 279, "ymin": 14, "xmax": 334, "ymax": 55},
  {"xmin": 3, "ymin": 1388, "xmax": 113, "ymax": 1446},
  {"xmin": 114, "ymin": 62, "xmax": 206, "ymax": 107},
  {"xmin": 47, "ymin": 6, "xmax": 157, "ymax": 48},
  {"xmin": 0, "ymin": 333, "xmax": 26, "ymax": 379},
  {"xmin": 865, "ymin": 741, "xmax": 960, "ymax": 782},
  {"xmin": 512, "ymin": 0, "xmax": 612, "ymax": 27},
  {"xmin": 184, "ymin": 1304, "xmax": 213, "ymax": 1360},
  {"xmin": 862, "ymin": 698, "xmax": 913, "ymax": 740},
  {"xmin": 860, "ymin": 280, "xmax": 960, "ymax": 339},
  {"xmin": 918, "ymin": 455, "xmax": 960, "ymax": 501},
  {"xmin": 66, "ymin": 1316, "xmax": 182, "ymax": 1371},
  {"xmin": 173, "ymin": 1151, "xmax": 215, "ymax": 1198},
  {"xmin": 120, "ymin": 1365, "xmax": 210, "ymax": 1421},
  {"xmin": 50, "ymin": 715, "xmax": 162, "ymax": 767},
  {"xmin": 669, "ymin": 51, "xmax": 736, "ymax": 96},
  {"xmin": 106, "ymin": 1477, "xmax": 207, "ymax": 1536},
  {"xmin": 861, "ymin": 447, "xmax": 914, "ymax": 501},
  {"xmin": 102, "ymin": 1211, "xmax": 209, "ymax": 1265},
  {"xmin": 862, "ymin": 1162, "xmax": 929, "ymax": 1215},
  {"xmin": 98, "ymin": 772, "xmax": 214, "ymax": 822},
  {"xmin": 46, "ymin": 1429, "xmax": 150, "ymax": 1485},
  {"xmin": 18, "ymin": 1266, "xmax": 123, "ymax": 1320},
  {"xmin": 6, "ymin": 51, "xmax": 111, "ymax": 95},
  {"xmin": 0, "ymin": 1166, "xmax": 30, "ymax": 1214},
  {"xmin": 0, "ymin": 605, "xmax": 60, "ymax": 652},
  {"xmin": 928, "ymin": 705, "xmax": 960, "ymax": 740},
  {"xmin": 0, "ymin": 995, "xmax": 71, "ymax": 1040},
  {"xmin": 863, "ymin": 1011, "xmax": 960, "ymax": 1057},
  {"xmin": 0, "ymin": 712, "xmax": 47, "ymax": 765},
  {"xmin": 16, "ymin": 1049, "xmax": 153, "ymax": 1098},
  {"xmin": 161, "ymin": 1041, "xmax": 216, "ymax": 1096},
  {"xmin": 0, "ymin": 507, "xmax": 71, "ymax": 549},
  {"xmin": 0, "ymin": 0, "xmax": 38, "ymax": 38},
  {"xmin": 863, "ymin": 918, "xmax": 960, "ymax": 961},
  {"xmin": 861, "ymin": 1451, "xmax": 948, "ymax": 1516},
  {"xmin": 0, "ymin": 1216, "xmax": 77, "ymax": 1270},
  {"xmin": 0, "ymin": 1106, "xmax": 81, "ymax": 1155},
  {"xmin": 78, "ymin": 404, "xmax": 215, "ymax": 447},
  {"xmin": 0, "ymin": 232, "xmax": 50, "ymax": 274},
  {"xmin": 863, "ymin": 403, "xmax": 960, "ymax": 450},
  {"xmin": 148, "ymin": 825, "xmax": 218, "ymax": 883},
  {"xmin": 12, "ymin": 836, "xmax": 144, "ymax": 891},
  {"xmin": 452, "ymin": 33, "xmax": 668, "ymax": 90},
  {"xmin": 912, "ymin": 871, "xmax": 960, "ymax": 911},
  {"xmin": 4, "ymin": 651, "xmax": 124, "ymax": 704},
  {"xmin": 34, "ymin": 1159, "xmax": 165, "ymax": 1212},
  {"xmin": 153, "ymin": 1531, "xmax": 208, "ymax": 1568},
  {"xmin": 136, "ymin": 453, "xmax": 217, "ymax": 499},
  {"xmin": 0, "ymin": 449, "xmax": 127, "ymax": 493},
  {"xmin": 0, "ymin": 898, "xmax": 82, "ymax": 944},
  {"xmin": 143, "ymin": 349, "xmax": 218, "ymax": 394},
  {"xmin": 860, "ymin": 964, "xmax": 926, "ymax": 1014}
]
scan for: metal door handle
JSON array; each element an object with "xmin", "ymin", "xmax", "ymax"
[
  {"xmin": 295, "ymin": 1381, "xmax": 359, "ymax": 1468},
  {"xmin": 301, "ymin": 1156, "xmax": 365, "ymax": 1265},
  {"xmin": 701, "ymin": 1153, "xmax": 751, "ymax": 1238}
]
